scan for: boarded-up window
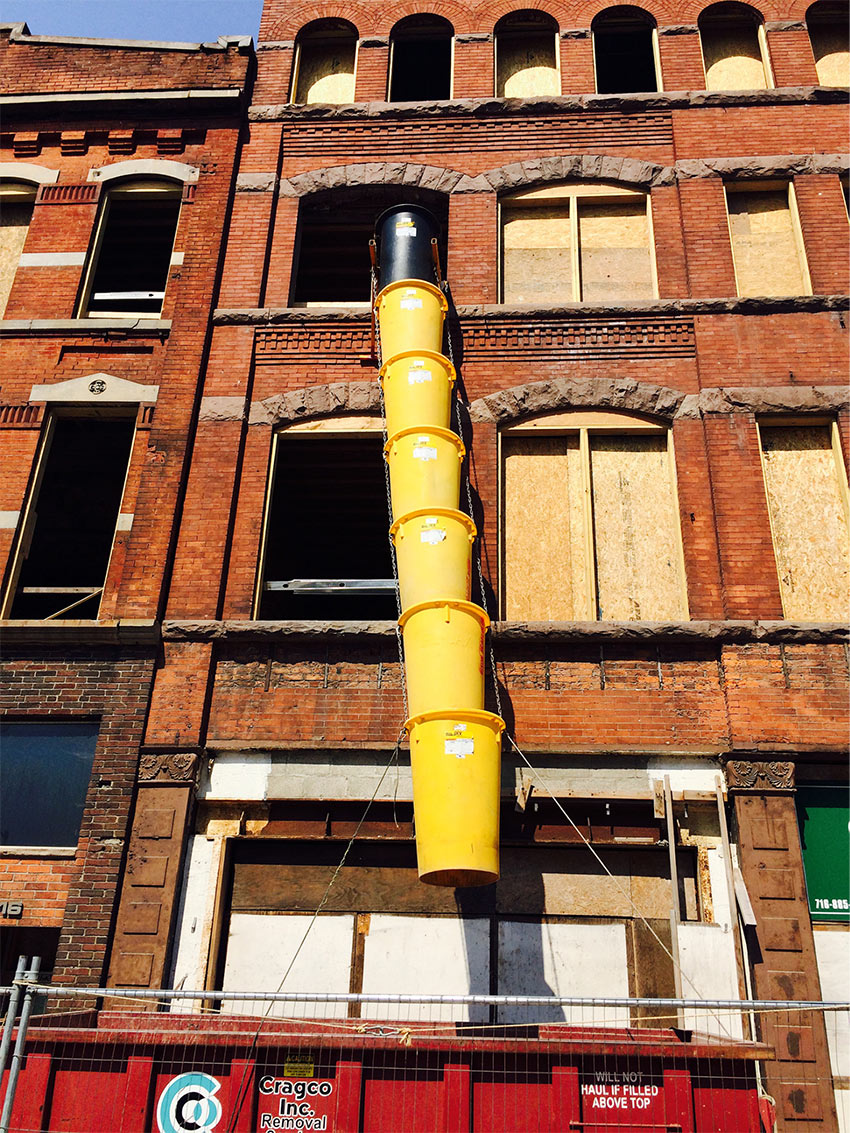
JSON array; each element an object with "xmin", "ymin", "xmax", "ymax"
[
  {"xmin": 292, "ymin": 20, "xmax": 357, "ymax": 104},
  {"xmin": 726, "ymin": 184, "xmax": 810, "ymax": 297},
  {"xmin": 502, "ymin": 415, "xmax": 688, "ymax": 621},
  {"xmin": 501, "ymin": 185, "xmax": 654, "ymax": 304},
  {"xmin": 0, "ymin": 182, "xmax": 35, "ymax": 316},
  {"xmin": 495, "ymin": 11, "xmax": 559, "ymax": 97},
  {"xmin": 700, "ymin": 3, "xmax": 770, "ymax": 90},
  {"xmin": 217, "ymin": 835, "xmax": 695, "ymax": 1021},
  {"xmin": 807, "ymin": 2, "xmax": 850, "ymax": 86},
  {"xmin": 759, "ymin": 423, "xmax": 850, "ymax": 620}
]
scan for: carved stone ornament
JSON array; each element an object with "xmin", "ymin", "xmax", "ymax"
[
  {"xmin": 726, "ymin": 759, "xmax": 795, "ymax": 791},
  {"xmin": 138, "ymin": 753, "xmax": 199, "ymax": 783}
]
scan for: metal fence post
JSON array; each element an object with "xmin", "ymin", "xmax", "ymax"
[
  {"xmin": 0, "ymin": 956, "xmax": 41, "ymax": 1133},
  {"xmin": 0, "ymin": 956, "xmax": 28, "ymax": 1085}
]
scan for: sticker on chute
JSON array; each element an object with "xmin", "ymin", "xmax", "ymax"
[
  {"xmin": 400, "ymin": 297, "xmax": 423, "ymax": 310},
  {"xmin": 412, "ymin": 445, "xmax": 437, "ymax": 461},
  {"xmin": 420, "ymin": 528, "xmax": 446, "ymax": 544},
  {"xmin": 445, "ymin": 738, "xmax": 474, "ymax": 757},
  {"xmin": 407, "ymin": 368, "xmax": 432, "ymax": 384}
]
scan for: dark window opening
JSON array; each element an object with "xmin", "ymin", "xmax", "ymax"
[
  {"xmin": 83, "ymin": 184, "xmax": 181, "ymax": 316},
  {"xmin": 593, "ymin": 6, "xmax": 658, "ymax": 93},
  {"xmin": 8, "ymin": 415, "xmax": 135, "ymax": 620},
  {"xmin": 389, "ymin": 15, "xmax": 453, "ymax": 101},
  {"xmin": 0, "ymin": 720, "xmax": 99, "ymax": 848},
  {"xmin": 0, "ymin": 927, "xmax": 61, "ymax": 992},
  {"xmin": 291, "ymin": 186, "xmax": 448, "ymax": 304},
  {"xmin": 259, "ymin": 433, "xmax": 397, "ymax": 620}
]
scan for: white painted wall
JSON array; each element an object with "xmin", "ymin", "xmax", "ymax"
[
  {"xmin": 201, "ymin": 750, "xmax": 414, "ymax": 802},
  {"xmin": 814, "ymin": 926, "xmax": 850, "ymax": 1133},
  {"xmin": 221, "ymin": 913, "xmax": 354, "ymax": 1019},
  {"xmin": 677, "ymin": 922, "xmax": 743, "ymax": 1039},
  {"xmin": 497, "ymin": 921, "xmax": 630, "ymax": 1026},
  {"xmin": 169, "ymin": 833, "xmax": 222, "ymax": 1008},
  {"xmin": 360, "ymin": 914, "xmax": 490, "ymax": 1023}
]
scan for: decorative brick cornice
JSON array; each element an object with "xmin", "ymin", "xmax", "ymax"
[
  {"xmin": 138, "ymin": 753, "xmax": 200, "ymax": 783},
  {"xmin": 725, "ymin": 759, "xmax": 796, "ymax": 791}
]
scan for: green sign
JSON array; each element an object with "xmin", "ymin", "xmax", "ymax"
[{"xmin": 796, "ymin": 786, "xmax": 850, "ymax": 921}]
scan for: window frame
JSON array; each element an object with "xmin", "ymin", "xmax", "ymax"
[
  {"xmin": 755, "ymin": 415, "xmax": 850, "ymax": 619},
  {"xmin": 498, "ymin": 410, "xmax": 689, "ymax": 621},
  {"xmin": 76, "ymin": 178, "xmax": 182, "ymax": 319},
  {"xmin": 697, "ymin": 8, "xmax": 775, "ymax": 91},
  {"xmin": 253, "ymin": 416, "xmax": 394, "ymax": 619},
  {"xmin": 0, "ymin": 718, "xmax": 99, "ymax": 854},
  {"xmin": 387, "ymin": 17, "xmax": 455, "ymax": 102},
  {"xmin": 493, "ymin": 14, "xmax": 561, "ymax": 98},
  {"xmin": 289, "ymin": 21, "xmax": 359, "ymax": 105},
  {"xmin": 724, "ymin": 179, "xmax": 812, "ymax": 298},
  {"xmin": 498, "ymin": 183, "xmax": 659, "ymax": 304},
  {"xmin": 0, "ymin": 179, "xmax": 38, "ymax": 316},
  {"xmin": 590, "ymin": 10, "xmax": 663, "ymax": 94},
  {"xmin": 1, "ymin": 408, "xmax": 136, "ymax": 621}
]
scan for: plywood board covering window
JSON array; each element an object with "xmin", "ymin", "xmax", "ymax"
[
  {"xmin": 0, "ymin": 183, "xmax": 35, "ymax": 315},
  {"xmin": 502, "ymin": 415, "xmax": 688, "ymax": 621},
  {"xmin": 293, "ymin": 23, "xmax": 357, "ymax": 104},
  {"xmin": 759, "ymin": 423, "xmax": 850, "ymax": 620},
  {"xmin": 495, "ymin": 15, "xmax": 559, "ymax": 97},
  {"xmin": 501, "ymin": 185, "xmax": 655, "ymax": 304},
  {"xmin": 726, "ymin": 184, "xmax": 810, "ymax": 297},
  {"xmin": 808, "ymin": 10, "xmax": 850, "ymax": 86},
  {"xmin": 700, "ymin": 16, "xmax": 769, "ymax": 90}
]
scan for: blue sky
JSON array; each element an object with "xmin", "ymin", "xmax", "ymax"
[{"xmin": 1, "ymin": 1, "xmax": 263, "ymax": 43}]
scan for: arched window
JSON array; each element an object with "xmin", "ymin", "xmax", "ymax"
[
  {"xmin": 78, "ymin": 178, "xmax": 182, "ymax": 317},
  {"xmin": 495, "ymin": 10, "xmax": 560, "ymax": 97},
  {"xmin": 291, "ymin": 19, "xmax": 358, "ymax": 104},
  {"xmin": 0, "ymin": 179, "xmax": 37, "ymax": 316},
  {"xmin": 806, "ymin": 1, "xmax": 849, "ymax": 86},
  {"xmin": 592, "ymin": 6, "xmax": 659, "ymax": 94},
  {"xmin": 388, "ymin": 15, "xmax": 454, "ymax": 101},
  {"xmin": 500, "ymin": 183, "xmax": 657, "ymax": 303},
  {"xmin": 501, "ymin": 411, "xmax": 688, "ymax": 620},
  {"xmin": 699, "ymin": 2, "xmax": 771, "ymax": 91}
]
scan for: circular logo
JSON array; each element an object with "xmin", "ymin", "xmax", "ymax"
[
  {"xmin": 88, "ymin": 379, "xmax": 107, "ymax": 395},
  {"xmin": 156, "ymin": 1072, "xmax": 223, "ymax": 1133}
]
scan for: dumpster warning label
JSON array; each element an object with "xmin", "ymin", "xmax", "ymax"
[
  {"xmin": 258, "ymin": 1076, "xmax": 335, "ymax": 1131},
  {"xmin": 581, "ymin": 1069, "xmax": 664, "ymax": 1121}
]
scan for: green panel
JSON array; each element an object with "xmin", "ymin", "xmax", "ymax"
[{"xmin": 796, "ymin": 786, "xmax": 850, "ymax": 921}]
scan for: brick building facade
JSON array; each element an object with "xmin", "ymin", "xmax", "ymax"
[{"xmin": 0, "ymin": 1, "xmax": 848, "ymax": 1129}]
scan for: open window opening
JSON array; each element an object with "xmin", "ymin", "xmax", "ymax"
[
  {"xmin": 291, "ymin": 18, "xmax": 358, "ymax": 104},
  {"xmin": 725, "ymin": 181, "xmax": 811, "ymax": 297},
  {"xmin": 758, "ymin": 419, "xmax": 850, "ymax": 620},
  {"xmin": 0, "ymin": 181, "xmax": 36, "ymax": 316},
  {"xmin": 0, "ymin": 719, "xmax": 99, "ymax": 851},
  {"xmin": 592, "ymin": 6, "xmax": 659, "ymax": 94},
  {"xmin": 495, "ymin": 10, "xmax": 560, "ymax": 97},
  {"xmin": 0, "ymin": 927, "xmax": 61, "ymax": 991},
  {"xmin": 257, "ymin": 424, "xmax": 398, "ymax": 620},
  {"xmin": 806, "ymin": 0, "xmax": 849, "ymax": 86},
  {"xmin": 500, "ymin": 411, "xmax": 688, "ymax": 621},
  {"xmin": 78, "ymin": 179, "xmax": 181, "ymax": 317},
  {"xmin": 388, "ymin": 15, "xmax": 454, "ymax": 102},
  {"xmin": 699, "ymin": 2, "xmax": 771, "ymax": 91},
  {"xmin": 500, "ymin": 183, "xmax": 656, "ymax": 304},
  {"xmin": 291, "ymin": 186, "xmax": 448, "ymax": 306},
  {"xmin": 4, "ymin": 413, "xmax": 136, "ymax": 620}
]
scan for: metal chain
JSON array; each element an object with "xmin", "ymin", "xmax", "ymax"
[
  {"xmin": 443, "ymin": 282, "xmax": 503, "ymax": 722},
  {"xmin": 372, "ymin": 265, "xmax": 409, "ymax": 724}
]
